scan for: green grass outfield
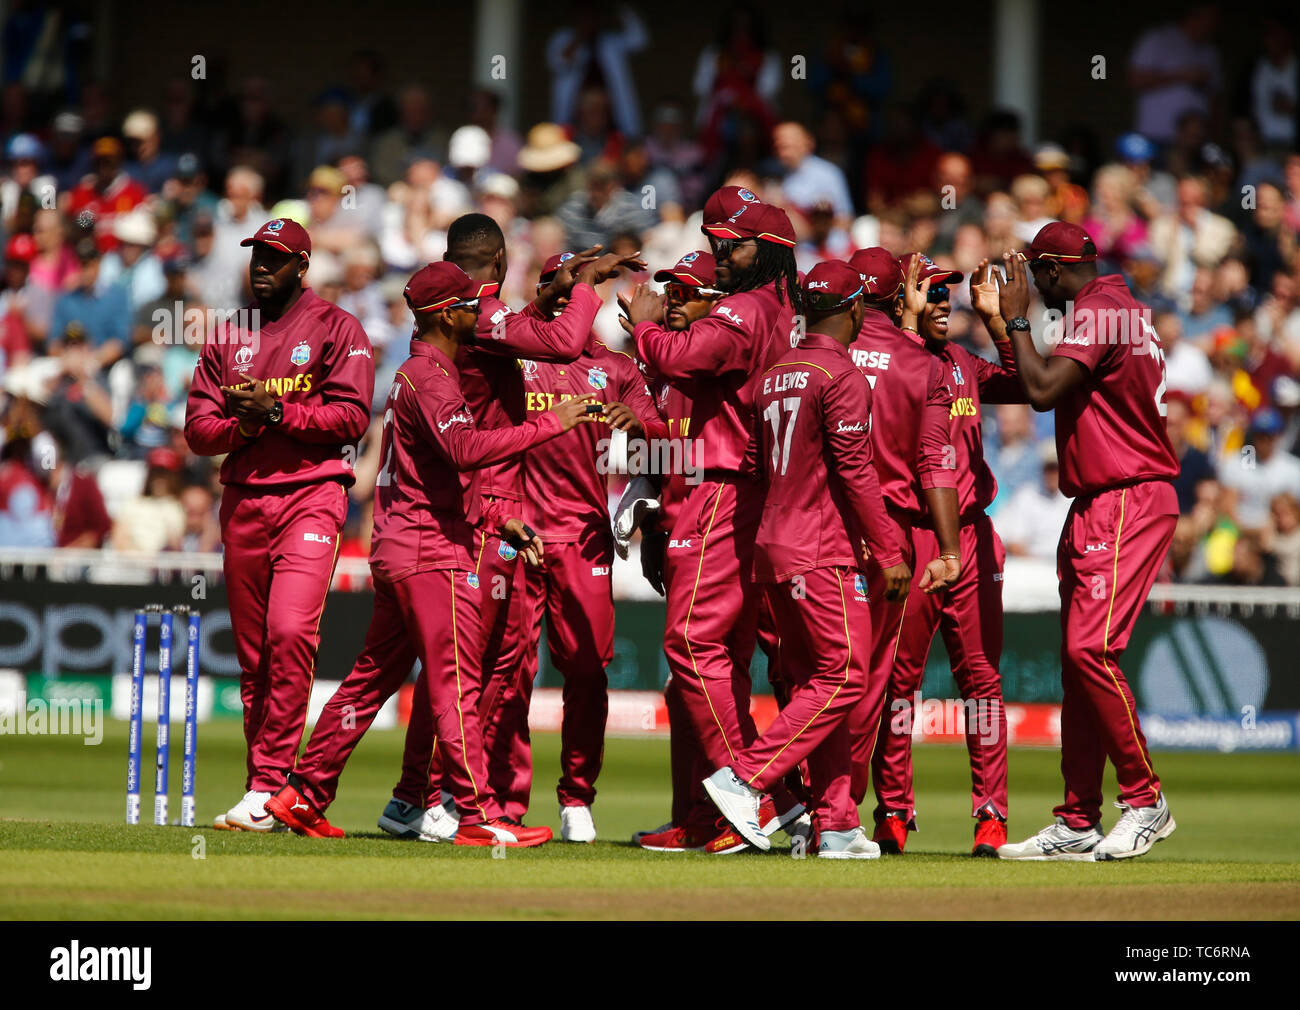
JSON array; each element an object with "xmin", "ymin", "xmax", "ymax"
[{"xmin": 1, "ymin": 720, "xmax": 1298, "ymax": 920}]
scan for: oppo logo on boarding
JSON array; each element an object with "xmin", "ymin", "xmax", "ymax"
[{"xmin": 50, "ymin": 942, "xmax": 151, "ymax": 990}]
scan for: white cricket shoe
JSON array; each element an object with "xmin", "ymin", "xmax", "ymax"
[
  {"xmin": 560, "ymin": 804, "xmax": 597, "ymax": 843},
  {"xmin": 817, "ymin": 827, "xmax": 881, "ymax": 860},
  {"xmin": 702, "ymin": 767, "xmax": 769, "ymax": 851},
  {"xmin": 217, "ymin": 790, "xmax": 282, "ymax": 832},
  {"xmin": 1095, "ymin": 795, "xmax": 1176, "ymax": 861},
  {"xmin": 784, "ymin": 812, "xmax": 813, "ymax": 847},
  {"xmin": 378, "ymin": 797, "xmax": 460, "ymax": 842},
  {"xmin": 997, "ymin": 817, "xmax": 1104, "ymax": 860}
]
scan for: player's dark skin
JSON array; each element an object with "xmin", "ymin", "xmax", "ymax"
[
  {"xmin": 409, "ymin": 295, "xmax": 600, "ymax": 567},
  {"xmin": 623, "ymin": 237, "xmax": 760, "ymax": 323},
  {"xmin": 223, "ymin": 242, "xmax": 310, "ymax": 430},
  {"xmin": 805, "ymin": 293, "xmax": 913, "ymax": 602},
  {"xmin": 996, "ymin": 251, "xmax": 1090, "ymax": 411},
  {"xmin": 885, "ymin": 253, "xmax": 962, "ymax": 593}
]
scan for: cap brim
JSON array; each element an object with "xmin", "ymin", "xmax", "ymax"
[
  {"xmin": 240, "ymin": 237, "xmax": 308, "ymax": 256},
  {"xmin": 654, "ymin": 268, "xmax": 713, "ymax": 286},
  {"xmin": 923, "ymin": 270, "xmax": 963, "ymax": 284}
]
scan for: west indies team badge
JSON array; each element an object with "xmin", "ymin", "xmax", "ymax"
[
  {"xmin": 291, "ymin": 341, "xmax": 311, "ymax": 366},
  {"xmin": 588, "ymin": 367, "xmax": 607, "ymax": 390},
  {"xmin": 498, "ymin": 541, "xmax": 518, "ymax": 561},
  {"xmin": 467, "ymin": 572, "xmax": 480, "ymax": 589},
  {"xmin": 854, "ymin": 574, "xmax": 868, "ymax": 601}
]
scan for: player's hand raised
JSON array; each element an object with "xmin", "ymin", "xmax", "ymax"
[
  {"xmin": 998, "ymin": 252, "xmax": 1032, "ymax": 322},
  {"xmin": 501, "ymin": 518, "xmax": 544, "ymax": 566},
  {"xmin": 623, "ymin": 283, "xmax": 666, "ymax": 326},
  {"xmin": 900, "ymin": 253, "xmax": 931, "ymax": 332},
  {"xmin": 577, "ymin": 250, "xmax": 647, "ymax": 287},
  {"xmin": 551, "ymin": 393, "xmax": 602, "ymax": 431},
  {"xmin": 969, "ymin": 259, "xmax": 1001, "ymax": 322},
  {"xmin": 881, "ymin": 561, "xmax": 912, "ymax": 602},
  {"xmin": 548, "ymin": 245, "xmax": 604, "ymax": 296}
]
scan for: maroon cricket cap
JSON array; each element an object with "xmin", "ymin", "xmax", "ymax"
[
  {"xmin": 848, "ymin": 247, "xmax": 905, "ymax": 300},
  {"xmin": 803, "ymin": 259, "xmax": 867, "ymax": 309},
  {"xmin": 899, "ymin": 251, "xmax": 962, "ymax": 285},
  {"xmin": 1024, "ymin": 221, "xmax": 1098, "ymax": 263},
  {"xmin": 538, "ymin": 251, "xmax": 576, "ymax": 284},
  {"xmin": 403, "ymin": 261, "xmax": 478, "ymax": 312},
  {"xmin": 653, "ymin": 250, "xmax": 718, "ymax": 288},
  {"xmin": 240, "ymin": 218, "xmax": 312, "ymax": 258},
  {"xmin": 701, "ymin": 185, "xmax": 763, "ymax": 226},
  {"xmin": 703, "ymin": 200, "xmax": 796, "ymax": 248}
]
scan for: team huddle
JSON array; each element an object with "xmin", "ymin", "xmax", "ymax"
[{"xmin": 184, "ymin": 184, "xmax": 1180, "ymax": 861}]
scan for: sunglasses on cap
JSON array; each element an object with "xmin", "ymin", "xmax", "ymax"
[
  {"xmin": 805, "ymin": 284, "xmax": 864, "ymax": 313},
  {"xmin": 665, "ymin": 281, "xmax": 723, "ymax": 303}
]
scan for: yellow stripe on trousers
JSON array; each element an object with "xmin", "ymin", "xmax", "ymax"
[
  {"xmin": 682, "ymin": 484, "xmax": 737, "ymax": 761},
  {"xmin": 749, "ymin": 571, "xmax": 852, "ymax": 782},
  {"xmin": 1099, "ymin": 488, "xmax": 1157, "ymax": 784}
]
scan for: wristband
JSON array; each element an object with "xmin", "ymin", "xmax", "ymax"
[
  {"xmin": 901, "ymin": 325, "xmax": 918, "ymax": 335},
  {"xmin": 939, "ymin": 553, "xmax": 961, "ymax": 561}
]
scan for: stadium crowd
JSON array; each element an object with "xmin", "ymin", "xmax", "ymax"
[{"xmin": 0, "ymin": 3, "xmax": 1299, "ymax": 587}]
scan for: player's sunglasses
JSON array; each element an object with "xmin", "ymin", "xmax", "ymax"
[
  {"xmin": 665, "ymin": 281, "xmax": 723, "ymax": 303},
  {"xmin": 805, "ymin": 284, "xmax": 864, "ymax": 312},
  {"xmin": 710, "ymin": 237, "xmax": 756, "ymax": 259},
  {"xmin": 447, "ymin": 297, "xmax": 480, "ymax": 311},
  {"xmin": 927, "ymin": 285, "xmax": 950, "ymax": 303}
]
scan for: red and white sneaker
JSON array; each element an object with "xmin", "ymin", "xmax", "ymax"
[
  {"xmin": 873, "ymin": 812, "xmax": 909, "ymax": 854},
  {"xmin": 637, "ymin": 825, "xmax": 697, "ymax": 852},
  {"xmin": 454, "ymin": 817, "xmax": 552, "ymax": 848},
  {"xmin": 632, "ymin": 821, "xmax": 675, "ymax": 846},
  {"xmin": 758, "ymin": 796, "xmax": 806, "ymax": 837},
  {"xmin": 265, "ymin": 783, "xmax": 345, "ymax": 839},
  {"xmin": 973, "ymin": 815, "xmax": 1007, "ymax": 858},
  {"xmin": 691, "ymin": 818, "xmax": 750, "ymax": 855}
]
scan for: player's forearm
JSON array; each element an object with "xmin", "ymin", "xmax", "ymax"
[
  {"xmin": 978, "ymin": 349, "xmax": 1031, "ymax": 405},
  {"xmin": 446, "ymin": 413, "xmax": 563, "ymax": 470},
  {"xmin": 633, "ymin": 319, "xmax": 738, "ymax": 381},
  {"xmin": 922, "ymin": 485, "xmax": 961, "ymax": 558},
  {"xmin": 1007, "ymin": 327, "xmax": 1061, "ymax": 410},
  {"xmin": 498, "ymin": 285, "xmax": 599, "ymax": 361},
  {"xmin": 278, "ymin": 399, "xmax": 371, "ymax": 444}
]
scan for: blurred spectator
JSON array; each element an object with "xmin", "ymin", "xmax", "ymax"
[
  {"xmin": 111, "ymin": 447, "xmax": 185, "ymax": 552},
  {"xmin": 99, "ymin": 209, "xmax": 166, "ymax": 312},
  {"xmin": 994, "ymin": 442, "xmax": 1072, "ymax": 561},
  {"xmin": 774, "ymin": 121, "xmax": 853, "ymax": 231},
  {"xmin": 1178, "ymin": 267, "xmax": 1233, "ymax": 342},
  {"xmin": 2, "ymin": 132, "xmax": 52, "ymax": 232},
  {"xmin": 42, "ymin": 324, "xmax": 115, "ymax": 462},
  {"xmin": 48, "ymin": 111, "xmax": 90, "ymax": 193},
  {"xmin": 1158, "ymin": 310, "xmax": 1212, "ymax": 395},
  {"xmin": 969, "ymin": 110, "xmax": 1033, "ymax": 195},
  {"xmin": 1084, "ymin": 164, "xmax": 1148, "ymax": 264},
  {"xmin": 207, "ymin": 165, "xmax": 266, "ymax": 309},
  {"xmin": 621, "ymin": 138, "xmax": 683, "ymax": 223},
  {"xmin": 0, "ymin": 233, "xmax": 36, "ymax": 365},
  {"xmin": 864, "ymin": 104, "xmax": 942, "ymax": 213},
  {"xmin": 1010, "ymin": 174, "xmax": 1054, "ymax": 244},
  {"xmin": 1219, "ymin": 407, "xmax": 1300, "ymax": 529},
  {"xmin": 48, "ymin": 435, "xmax": 111, "ymax": 548},
  {"xmin": 348, "ymin": 50, "xmax": 397, "ymax": 139},
  {"xmin": 305, "ymin": 165, "xmax": 365, "ymax": 255},
  {"xmin": 179, "ymin": 482, "xmax": 221, "ymax": 553},
  {"xmin": 645, "ymin": 100, "xmax": 707, "ymax": 211},
  {"xmin": 1265, "ymin": 491, "xmax": 1300, "ymax": 584},
  {"xmin": 1251, "ymin": 19, "xmax": 1297, "ymax": 153},
  {"xmin": 468, "ymin": 88, "xmax": 522, "ymax": 177},
  {"xmin": 932, "ymin": 153, "xmax": 983, "ymax": 254},
  {"xmin": 986, "ymin": 403, "xmax": 1043, "ymax": 514},
  {"xmin": 167, "ymin": 153, "xmax": 219, "ymax": 246},
  {"xmin": 66, "ymin": 137, "xmax": 148, "ymax": 253},
  {"xmin": 122, "ymin": 110, "xmax": 178, "ymax": 193},
  {"xmin": 0, "ymin": 432, "xmax": 52, "ymax": 547},
  {"xmin": 547, "ymin": 3, "xmax": 647, "ymax": 138},
  {"xmin": 557, "ymin": 158, "xmax": 652, "ymax": 250},
  {"xmin": 1168, "ymin": 393, "xmax": 1217, "ymax": 512},
  {"xmin": 1239, "ymin": 181, "xmax": 1294, "ymax": 292},
  {"xmin": 1149, "ymin": 177, "xmax": 1235, "ymax": 298},
  {"xmin": 50, "ymin": 240, "xmax": 129, "ymax": 359},
  {"xmin": 295, "ymin": 89, "xmax": 361, "ymax": 186},
  {"xmin": 1200, "ymin": 529, "xmax": 1287, "ymax": 586},
  {"xmin": 119, "ymin": 364, "xmax": 173, "ymax": 457},
  {"xmin": 694, "ymin": 2, "xmax": 782, "ymax": 166},
  {"xmin": 1128, "ymin": 5, "xmax": 1223, "ymax": 145},
  {"xmin": 220, "ymin": 78, "xmax": 292, "ymax": 199},
  {"xmin": 517, "ymin": 122, "xmax": 583, "ymax": 217},
  {"xmin": 370, "ymin": 85, "xmax": 443, "ymax": 187},
  {"xmin": 134, "ymin": 256, "xmax": 200, "ymax": 396},
  {"xmin": 336, "ymin": 154, "xmax": 386, "ymax": 239}
]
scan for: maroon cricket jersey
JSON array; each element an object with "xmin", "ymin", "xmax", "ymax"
[
  {"xmin": 185, "ymin": 288, "xmax": 375, "ymax": 488},
  {"xmin": 1050, "ymin": 275, "xmax": 1179, "ymax": 498},
  {"xmin": 457, "ymin": 285, "xmax": 600, "ymax": 502},
  {"xmin": 651, "ymin": 379, "xmax": 694, "ymax": 530},
  {"xmin": 848, "ymin": 307, "xmax": 956, "ymax": 515},
  {"xmin": 520, "ymin": 334, "xmax": 665, "ymax": 542},
  {"xmin": 928, "ymin": 337, "xmax": 1027, "ymax": 516},
  {"xmin": 748, "ymin": 332, "xmax": 904, "ymax": 582},
  {"xmin": 368, "ymin": 340, "xmax": 565, "ymax": 582},
  {"xmin": 634, "ymin": 282, "xmax": 795, "ymax": 472}
]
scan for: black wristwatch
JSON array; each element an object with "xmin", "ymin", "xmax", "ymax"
[
  {"xmin": 265, "ymin": 400, "xmax": 284, "ymax": 425},
  {"xmin": 1006, "ymin": 316, "xmax": 1032, "ymax": 333}
]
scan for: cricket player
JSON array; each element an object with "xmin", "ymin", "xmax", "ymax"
[
  {"xmin": 184, "ymin": 218, "xmax": 374, "ymax": 831},
  {"xmin": 386, "ymin": 215, "xmax": 642, "ymax": 841},
  {"xmin": 625, "ymin": 188, "xmax": 807, "ymax": 853},
  {"xmin": 702, "ymin": 259, "xmax": 911, "ymax": 859},
  {"xmin": 869, "ymin": 255, "xmax": 1027, "ymax": 857},
  {"xmin": 995, "ymin": 223, "xmax": 1178, "ymax": 861},
  {"xmin": 842, "ymin": 248, "xmax": 961, "ymax": 815},
  {"xmin": 477, "ymin": 251, "xmax": 667, "ymax": 841},
  {"xmin": 264, "ymin": 261, "xmax": 598, "ymax": 846}
]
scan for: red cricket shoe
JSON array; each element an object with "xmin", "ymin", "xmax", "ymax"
[
  {"xmin": 637, "ymin": 824, "xmax": 696, "ymax": 852},
  {"xmin": 872, "ymin": 812, "xmax": 908, "ymax": 854},
  {"xmin": 758, "ymin": 796, "xmax": 805, "ymax": 836},
  {"xmin": 265, "ymin": 783, "xmax": 345, "ymax": 839},
  {"xmin": 689, "ymin": 817, "xmax": 750, "ymax": 855},
  {"xmin": 972, "ymin": 816, "xmax": 1007, "ymax": 858},
  {"xmin": 454, "ymin": 817, "xmax": 552, "ymax": 847}
]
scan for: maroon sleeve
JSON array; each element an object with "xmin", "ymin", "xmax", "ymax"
[
  {"xmin": 184, "ymin": 338, "xmax": 257, "ymax": 456},
  {"xmin": 633, "ymin": 298, "xmax": 756, "ymax": 380},
  {"xmin": 1050, "ymin": 298, "xmax": 1112, "ymax": 374},
  {"xmin": 918, "ymin": 355, "xmax": 957, "ymax": 490},
  {"xmin": 476, "ymin": 285, "xmax": 600, "ymax": 362},
  {"xmin": 823, "ymin": 370, "xmax": 903, "ymax": 568},
  {"xmin": 973, "ymin": 344, "xmax": 1029, "ymax": 405},
  {"xmin": 418, "ymin": 374, "xmax": 565, "ymax": 471},
  {"xmin": 613, "ymin": 351, "xmax": 669, "ymax": 442},
  {"xmin": 278, "ymin": 314, "xmax": 374, "ymax": 444}
]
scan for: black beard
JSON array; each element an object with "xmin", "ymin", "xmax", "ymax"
[{"xmin": 719, "ymin": 261, "xmax": 753, "ymax": 294}]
